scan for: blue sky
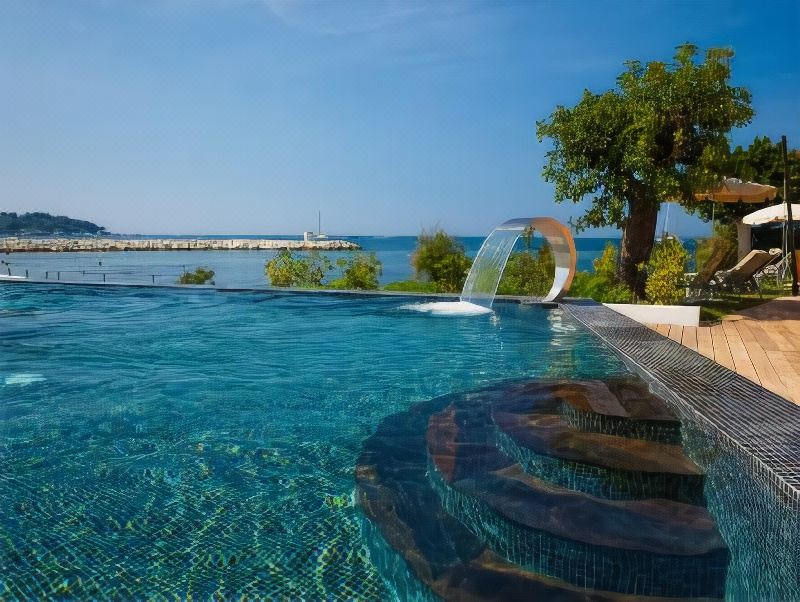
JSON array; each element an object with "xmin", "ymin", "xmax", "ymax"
[{"xmin": 1, "ymin": 0, "xmax": 798, "ymax": 237}]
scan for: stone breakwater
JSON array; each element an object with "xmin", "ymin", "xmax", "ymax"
[{"xmin": 0, "ymin": 237, "xmax": 361, "ymax": 252}]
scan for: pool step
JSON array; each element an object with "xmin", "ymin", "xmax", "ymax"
[
  {"xmin": 491, "ymin": 386, "xmax": 705, "ymax": 503},
  {"xmin": 356, "ymin": 383, "xmax": 727, "ymax": 602},
  {"xmin": 356, "ymin": 391, "xmax": 721, "ymax": 601},
  {"xmin": 553, "ymin": 378, "xmax": 683, "ymax": 443},
  {"xmin": 425, "ymin": 398, "xmax": 728, "ymax": 599}
]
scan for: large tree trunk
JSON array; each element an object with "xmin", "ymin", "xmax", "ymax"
[{"xmin": 617, "ymin": 197, "xmax": 660, "ymax": 297}]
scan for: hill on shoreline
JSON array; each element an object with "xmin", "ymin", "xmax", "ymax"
[{"xmin": 0, "ymin": 212, "xmax": 106, "ymax": 236}]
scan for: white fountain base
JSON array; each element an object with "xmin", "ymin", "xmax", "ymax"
[{"xmin": 400, "ymin": 301, "xmax": 493, "ymax": 316}]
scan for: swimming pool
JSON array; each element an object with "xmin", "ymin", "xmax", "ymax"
[
  {"xmin": 0, "ymin": 284, "xmax": 625, "ymax": 598},
  {"xmin": 0, "ymin": 284, "xmax": 795, "ymax": 600}
]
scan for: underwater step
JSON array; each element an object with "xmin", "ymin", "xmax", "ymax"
[
  {"xmin": 425, "ymin": 397, "xmax": 729, "ymax": 599},
  {"xmin": 490, "ymin": 384, "xmax": 705, "ymax": 503},
  {"xmin": 356, "ymin": 391, "xmax": 723, "ymax": 601},
  {"xmin": 555, "ymin": 378, "xmax": 683, "ymax": 444}
]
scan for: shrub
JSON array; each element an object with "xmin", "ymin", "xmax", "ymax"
[
  {"xmin": 569, "ymin": 272, "xmax": 634, "ymax": 303},
  {"xmin": 266, "ymin": 249, "xmax": 331, "ymax": 288},
  {"xmin": 645, "ymin": 237, "xmax": 688, "ymax": 305},
  {"xmin": 497, "ymin": 241, "xmax": 555, "ymax": 297},
  {"xmin": 412, "ymin": 229, "xmax": 472, "ymax": 293},
  {"xmin": 593, "ymin": 242, "xmax": 618, "ymax": 279},
  {"xmin": 178, "ymin": 267, "xmax": 214, "ymax": 285},
  {"xmin": 328, "ymin": 252, "xmax": 382, "ymax": 290},
  {"xmin": 568, "ymin": 242, "xmax": 634, "ymax": 303}
]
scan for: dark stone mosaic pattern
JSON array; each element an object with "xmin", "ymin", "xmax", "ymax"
[
  {"xmin": 561, "ymin": 301, "xmax": 800, "ymax": 507},
  {"xmin": 560, "ymin": 402, "xmax": 681, "ymax": 444},
  {"xmin": 562, "ymin": 301, "xmax": 800, "ymax": 600},
  {"xmin": 496, "ymin": 430, "xmax": 704, "ymax": 503},
  {"xmin": 358, "ymin": 379, "xmax": 729, "ymax": 600}
]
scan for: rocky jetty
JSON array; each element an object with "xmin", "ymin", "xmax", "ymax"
[
  {"xmin": 356, "ymin": 377, "xmax": 729, "ymax": 601},
  {"xmin": 0, "ymin": 237, "xmax": 361, "ymax": 252}
]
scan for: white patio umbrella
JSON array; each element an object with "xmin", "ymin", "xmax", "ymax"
[
  {"xmin": 742, "ymin": 204, "xmax": 800, "ymax": 225},
  {"xmin": 742, "ymin": 203, "xmax": 800, "ymax": 281}
]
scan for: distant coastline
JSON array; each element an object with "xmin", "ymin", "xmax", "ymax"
[{"xmin": 0, "ymin": 237, "xmax": 361, "ymax": 253}]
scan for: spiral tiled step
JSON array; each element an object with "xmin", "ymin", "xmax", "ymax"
[
  {"xmin": 426, "ymin": 397, "xmax": 728, "ymax": 599},
  {"xmin": 356, "ymin": 391, "xmax": 720, "ymax": 601},
  {"xmin": 489, "ymin": 381, "xmax": 705, "ymax": 502},
  {"xmin": 556, "ymin": 378, "xmax": 683, "ymax": 444}
]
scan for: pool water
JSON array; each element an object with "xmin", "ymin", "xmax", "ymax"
[{"xmin": 0, "ymin": 284, "xmax": 627, "ymax": 599}]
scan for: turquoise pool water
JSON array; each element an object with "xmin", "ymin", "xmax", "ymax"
[{"xmin": 0, "ymin": 284, "xmax": 628, "ymax": 599}]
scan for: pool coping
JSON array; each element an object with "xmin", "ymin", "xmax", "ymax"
[{"xmin": 561, "ymin": 300, "xmax": 800, "ymax": 511}]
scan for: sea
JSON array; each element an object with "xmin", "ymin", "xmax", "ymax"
[{"xmin": 1, "ymin": 235, "xmax": 697, "ymax": 288}]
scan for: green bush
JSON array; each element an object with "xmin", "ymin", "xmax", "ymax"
[
  {"xmin": 178, "ymin": 267, "xmax": 215, "ymax": 285},
  {"xmin": 645, "ymin": 238, "xmax": 688, "ymax": 305},
  {"xmin": 593, "ymin": 242, "xmax": 618, "ymax": 279},
  {"xmin": 265, "ymin": 249, "xmax": 332, "ymax": 288},
  {"xmin": 568, "ymin": 242, "xmax": 634, "ymax": 302},
  {"xmin": 569, "ymin": 272, "xmax": 634, "ymax": 303},
  {"xmin": 382, "ymin": 280, "xmax": 439, "ymax": 293},
  {"xmin": 412, "ymin": 229, "xmax": 472, "ymax": 293},
  {"xmin": 497, "ymin": 241, "xmax": 555, "ymax": 296},
  {"xmin": 328, "ymin": 252, "xmax": 382, "ymax": 290}
]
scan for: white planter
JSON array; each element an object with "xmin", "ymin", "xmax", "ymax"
[{"xmin": 603, "ymin": 303, "xmax": 699, "ymax": 327}]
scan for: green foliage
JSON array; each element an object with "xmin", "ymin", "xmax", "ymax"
[
  {"xmin": 265, "ymin": 249, "xmax": 331, "ymax": 288},
  {"xmin": 178, "ymin": 267, "xmax": 215, "ymax": 285},
  {"xmin": 569, "ymin": 272, "xmax": 635, "ymax": 303},
  {"xmin": 593, "ymin": 242, "xmax": 618, "ymax": 279},
  {"xmin": 382, "ymin": 280, "xmax": 438, "ymax": 293},
  {"xmin": 536, "ymin": 44, "xmax": 753, "ymax": 289},
  {"xmin": 537, "ymin": 44, "xmax": 753, "ymax": 230},
  {"xmin": 690, "ymin": 136, "xmax": 800, "ymax": 224},
  {"xmin": 328, "ymin": 252, "xmax": 382, "ymax": 290},
  {"xmin": 568, "ymin": 242, "xmax": 634, "ymax": 303},
  {"xmin": 497, "ymin": 241, "xmax": 555, "ymax": 297},
  {"xmin": 412, "ymin": 229, "xmax": 472, "ymax": 293},
  {"xmin": 0, "ymin": 211, "xmax": 105, "ymax": 235},
  {"xmin": 645, "ymin": 238, "xmax": 689, "ymax": 304}
]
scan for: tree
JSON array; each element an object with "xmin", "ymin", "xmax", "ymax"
[
  {"xmin": 690, "ymin": 135, "xmax": 800, "ymax": 225},
  {"xmin": 537, "ymin": 44, "xmax": 753, "ymax": 293},
  {"xmin": 178, "ymin": 267, "xmax": 215, "ymax": 285},
  {"xmin": 329, "ymin": 252, "xmax": 383, "ymax": 290},
  {"xmin": 265, "ymin": 250, "xmax": 331, "ymax": 287},
  {"xmin": 411, "ymin": 229, "xmax": 472, "ymax": 293}
]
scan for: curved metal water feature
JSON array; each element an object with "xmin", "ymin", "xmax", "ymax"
[{"xmin": 461, "ymin": 217, "xmax": 577, "ymax": 308}]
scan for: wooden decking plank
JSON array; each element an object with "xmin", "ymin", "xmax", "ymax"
[
  {"xmin": 681, "ymin": 326, "xmax": 698, "ymax": 351},
  {"xmin": 738, "ymin": 332, "xmax": 788, "ymax": 398},
  {"xmin": 723, "ymin": 327, "xmax": 760, "ymax": 384},
  {"xmin": 710, "ymin": 324, "xmax": 735, "ymax": 371},
  {"xmin": 667, "ymin": 324, "xmax": 683, "ymax": 343},
  {"xmin": 743, "ymin": 321, "xmax": 782, "ymax": 352},
  {"xmin": 696, "ymin": 327, "xmax": 715, "ymax": 359},
  {"xmin": 762, "ymin": 325, "xmax": 796, "ymax": 353},
  {"xmin": 655, "ymin": 324, "xmax": 670, "ymax": 336},
  {"xmin": 766, "ymin": 352, "xmax": 800, "ymax": 404}
]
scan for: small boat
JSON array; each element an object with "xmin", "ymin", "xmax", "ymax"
[{"xmin": 303, "ymin": 211, "xmax": 329, "ymax": 241}]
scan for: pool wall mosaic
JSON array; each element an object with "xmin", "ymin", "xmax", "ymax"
[{"xmin": 563, "ymin": 300, "xmax": 800, "ymax": 600}]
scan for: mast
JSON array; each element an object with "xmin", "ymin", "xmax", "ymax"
[{"xmin": 318, "ymin": 210, "xmax": 321, "ymax": 235}]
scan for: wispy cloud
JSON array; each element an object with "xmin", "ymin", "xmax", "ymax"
[{"xmin": 258, "ymin": 0, "xmax": 438, "ymax": 36}]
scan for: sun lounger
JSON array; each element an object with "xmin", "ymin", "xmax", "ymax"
[
  {"xmin": 711, "ymin": 249, "xmax": 777, "ymax": 296},
  {"xmin": 685, "ymin": 243, "xmax": 731, "ymax": 299}
]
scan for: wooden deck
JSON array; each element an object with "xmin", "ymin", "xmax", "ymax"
[{"xmin": 647, "ymin": 297, "xmax": 800, "ymax": 405}]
